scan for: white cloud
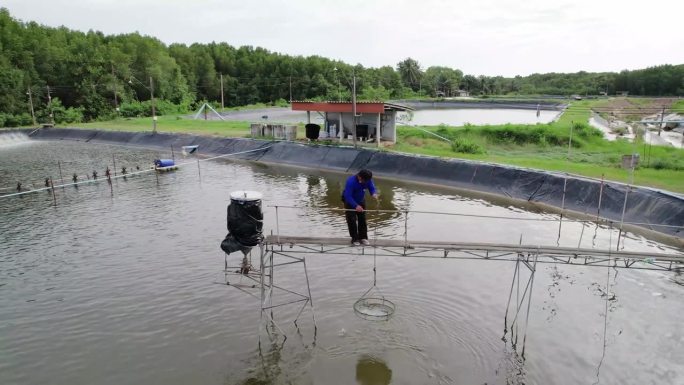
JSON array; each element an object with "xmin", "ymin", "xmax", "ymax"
[{"xmin": 4, "ymin": 0, "xmax": 683, "ymax": 76}]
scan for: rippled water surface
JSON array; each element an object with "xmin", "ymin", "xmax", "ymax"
[{"xmin": 1, "ymin": 137, "xmax": 682, "ymax": 385}]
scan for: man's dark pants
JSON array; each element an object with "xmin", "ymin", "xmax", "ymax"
[{"xmin": 344, "ymin": 201, "xmax": 367, "ymax": 241}]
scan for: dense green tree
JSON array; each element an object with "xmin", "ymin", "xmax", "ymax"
[
  {"xmin": 397, "ymin": 58, "xmax": 423, "ymax": 92},
  {"xmin": 423, "ymin": 66, "xmax": 463, "ymax": 97}
]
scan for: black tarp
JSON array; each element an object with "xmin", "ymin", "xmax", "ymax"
[
  {"xmin": 220, "ymin": 197, "xmax": 263, "ymax": 255},
  {"xmin": 27, "ymin": 128, "xmax": 684, "ymax": 238}
]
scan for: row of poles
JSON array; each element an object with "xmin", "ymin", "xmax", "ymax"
[
  {"xmin": 13, "ymin": 159, "xmax": 143, "ymax": 192},
  {"xmin": 12, "ymin": 148, "xmax": 153, "ymax": 190},
  {"xmin": 11, "ymin": 158, "xmax": 146, "ymax": 206},
  {"xmin": 4, "ymin": 144, "xmax": 206, "ymax": 206},
  {"xmin": 2, "ymin": 144, "xmax": 274, "ymax": 204}
]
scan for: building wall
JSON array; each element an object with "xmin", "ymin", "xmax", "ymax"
[
  {"xmin": 324, "ymin": 111, "xmax": 396, "ymax": 142},
  {"xmin": 383, "ymin": 111, "xmax": 396, "ymax": 142}
]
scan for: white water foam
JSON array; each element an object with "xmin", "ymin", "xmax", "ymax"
[{"xmin": 0, "ymin": 132, "xmax": 30, "ymax": 147}]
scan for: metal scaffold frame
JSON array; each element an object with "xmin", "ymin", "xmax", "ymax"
[
  {"xmin": 217, "ymin": 243, "xmax": 317, "ymax": 341},
  {"xmin": 260, "ymin": 235, "xmax": 682, "ymax": 356},
  {"xmin": 219, "ymin": 205, "xmax": 682, "ymax": 355},
  {"xmin": 259, "ymin": 242, "xmax": 317, "ymax": 336},
  {"xmin": 502, "ymin": 253, "xmax": 538, "ymax": 358},
  {"xmin": 264, "ymin": 235, "xmax": 684, "ymax": 272}
]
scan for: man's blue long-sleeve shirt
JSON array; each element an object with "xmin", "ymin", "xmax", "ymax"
[{"xmin": 342, "ymin": 175, "xmax": 376, "ymax": 207}]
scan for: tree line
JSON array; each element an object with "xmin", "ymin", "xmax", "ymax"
[{"xmin": 1, "ymin": 8, "xmax": 682, "ymax": 125}]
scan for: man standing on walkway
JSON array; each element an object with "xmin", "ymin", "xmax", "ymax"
[{"xmin": 342, "ymin": 169, "xmax": 379, "ymax": 245}]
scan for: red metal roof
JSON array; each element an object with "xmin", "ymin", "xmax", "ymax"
[{"xmin": 291, "ymin": 101, "xmax": 411, "ymax": 113}]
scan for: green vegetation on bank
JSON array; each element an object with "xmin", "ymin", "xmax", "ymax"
[
  {"xmin": 68, "ymin": 101, "xmax": 293, "ymax": 135},
  {"xmin": 395, "ymin": 100, "xmax": 684, "ymax": 193},
  {"xmin": 71, "ymin": 115, "xmax": 252, "ymax": 137}
]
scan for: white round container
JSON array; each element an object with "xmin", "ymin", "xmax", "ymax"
[{"xmin": 230, "ymin": 190, "xmax": 263, "ymax": 202}]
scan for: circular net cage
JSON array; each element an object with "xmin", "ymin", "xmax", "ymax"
[{"xmin": 353, "ymin": 297, "xmax": 396, "ymax": 321}]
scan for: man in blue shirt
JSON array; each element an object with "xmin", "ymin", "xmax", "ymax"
[{"xmin": 342, "ymin": 169, "xmax": 379, "ymax": 245}]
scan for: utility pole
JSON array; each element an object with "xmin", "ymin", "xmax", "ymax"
[
  {"xmin": 46, "ymin": 85, "xmax": 54, "ymax": 125},
  {"xmin": 112, "ymin": 64, "xmax": 118, "ymax": 113},
  {"xmin": 289, "ymin": 76, "xmax": 292, "ymax": 102},
  {"xmin": 568, "ymin": 121, "xmax": 574, "ymax": 160},
  {"xmin": 352, "ymin": 72, "xmax": 357, "ymax": 148},
  {"xmin": 333, "ymin": 67, "xmax": 340, "ymax": 100},
  {"xmin": 27, "ymin": 86, "xmax": 36, "ymax": 126},
  {"xmin": 657, "ymin": 107, "xmax": 665, "ymax": 136},
  {"xmin": 150, "ymin": 76, "xmax": 157, "ymax": 134},
  {"xmin": 220, "ymin": 73, "xmax": 225, "ymax": 109}
]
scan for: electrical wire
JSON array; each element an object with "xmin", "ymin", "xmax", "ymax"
[{"xmin": 268, "ymin": 205, "xmax": 684, "ymax": 230}]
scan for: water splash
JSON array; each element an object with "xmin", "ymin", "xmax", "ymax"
[{"xmin": 0, "ymin": 132, "xmax": 30, "ymax": 147}]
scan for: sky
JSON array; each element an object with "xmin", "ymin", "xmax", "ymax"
[{"xmin": 3, "ymin": 0, "xmax": 683, "ymax": 77}]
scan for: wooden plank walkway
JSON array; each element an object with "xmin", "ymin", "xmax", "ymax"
[{"xmin": 265, "ymin": 235, "xmax": 684, "ymax": 270}]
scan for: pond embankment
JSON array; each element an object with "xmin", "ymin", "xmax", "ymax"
[{"xmin": 24, "ymin": 128, "xmax": 684, "ymax": 241}]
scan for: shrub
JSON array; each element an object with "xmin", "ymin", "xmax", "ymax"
[
  {"xmin": 650, "ymin": 159, "xmax": 683, "ymax": 171},
  {"xmin": 155, "ymin": 99, "xmax": 188, "ymax": 115},
  {"xmin": 119, "ymin": 101, "xmax": 148, "ymax": 117},
  {"xmin": 273, "ymin": 98, "xmax": 289, "ymax": 107},
  {"xmin": 435, "ymin": 125, "xmax": 450, "ymax": 137},
  {"xmin": 55, "ymin": 107, "xmax": 84, "ymax": 124},
  {"xmin": 573, "ymin": 122, "xmax": 602, "ymax": 138},
  {"xmin": 477, "ymin": 124, "xmax": 582, "ymax": 148},
  {"xmin": 451, "ymin": 138, "xmax": 485, "ymax": 154},
  {"xmin": 119, "ymin": 100, "xmax": 188, "ymax": 118},
  {"xmin": 3, "ymin": 114, "xmax": 20, "ymax": 127},
  {"xmin": 538, "ymin": 135, "xmax": 549, "ymax": 148},
  {"xmin": 0, "ymin": 113, "xmax": 32, "ymax": 127},
  {"xmin": 17, "ymin": 113, "xmax": 34, "ymax": 126}
]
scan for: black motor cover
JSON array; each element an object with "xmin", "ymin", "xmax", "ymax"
[{"xmin": 220, "ymin": 198, "xmax": 263, "ymax": 255}]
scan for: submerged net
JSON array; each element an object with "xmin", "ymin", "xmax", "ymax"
[
  {"xmin": 353, "ymin": 201, "xmax": 395, "ymax": 321},
  {"xmin": 353, "ymin": 296, "xmax": 395, "ymax": 321}
]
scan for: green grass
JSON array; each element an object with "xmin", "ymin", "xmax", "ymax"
[
  {"xmin": 672, "ymin": 99, "xmax": 684, "ymax": 110},
  {"xmin": 394, "ymin": 138, "xmax": 684, "ymax": 192},
  {"xmin": 71, "ymin": 115, "xmax": 253, "ymax": 137},
  {"xmin": 70, "ymin": 100, "xmax": 293, "ymax": 136},
  {"xmin": 394, "ymin": 99, "xmax": 684, "ymax": 193}
]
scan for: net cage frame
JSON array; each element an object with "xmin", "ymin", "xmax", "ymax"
[{"xmin": 353, "ymin": 296, "xmax": 396, "ymax": 321}]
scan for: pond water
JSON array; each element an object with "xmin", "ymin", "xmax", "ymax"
[
  {"xmin": 399, "ymin": 108, "xmax": 560, "ymax": 126},
  {"xmin": 1, "ymin": 138, "xmax": 682, "ymax": 385},
  {"xmin": 216, "ymin": 107, "xmax": 560, "ymax": 127}
]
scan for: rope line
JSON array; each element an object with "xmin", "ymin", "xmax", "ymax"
[
  {"xmin": 593, "ymin": 257, "xmax": 612, "ymax": 385},
  {"xmin": 0, "ymin": 145, "xmax": 272, "ymax": 200}
]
